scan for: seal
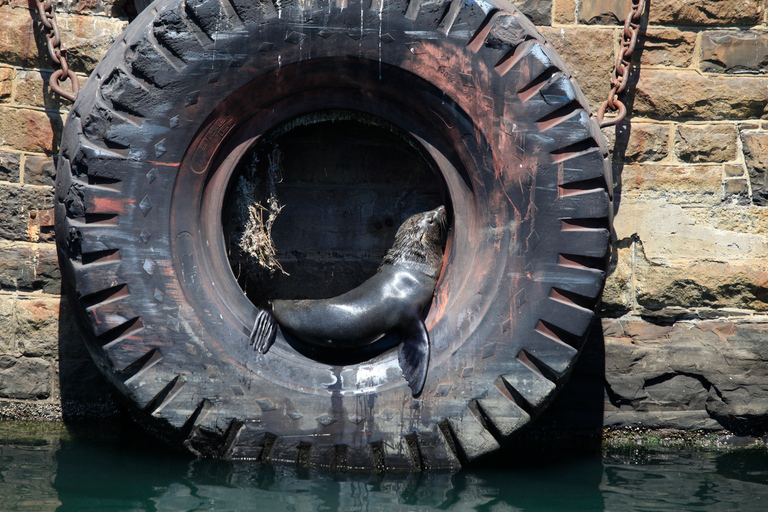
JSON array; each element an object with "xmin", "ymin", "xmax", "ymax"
[{"xmin": 249, "ymin": 205, "xmax": 447, "ymax": 397}]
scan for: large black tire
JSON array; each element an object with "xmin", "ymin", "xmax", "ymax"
[{"xmin": 56, "ymin": 0, "xmax": 611, "ymax": 469}]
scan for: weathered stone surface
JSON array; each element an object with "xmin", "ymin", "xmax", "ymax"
[
  {"xmin": 0, "ymin": 6, "xmax": 127, "ymax": 73},
  {"xmin": 579, "ymin": 0, "xmax": 764, "ymax": 27},
  {"xmin": 612, "ymin": 199, "xmax": 768, "ymax": 310},
  {"xmin": 0, "ymin": 355, "xmax": 50, "ymax": 399},
  {"xmin": 633, "ymin": 70, "xmax": 768, "ymax": 120},
  {"xmin": 675, "ymin": 124, "xmax": 739, "ymax": 163},
  {"xmin": 23, "ymin": 155, "xmax": 56, "ymax": 187},
  {"xmin": 0, "ymin": 151, "xmax": 20, "ymax": 183},
  {"xmin": 601, "ymin": 318, "xmax": 768, "ymax": 433},
  {"xmin": 0, "ymin": 66, "xmax": 13, "ymax": 102},
  {"xmin": 14, "ymin": 70, "xmax": 66, "ymax": 111},
  {"xmin": 723, "ymin": 178, "xmax": 750, "ymax": 197},
  {"xmin": 0, "ymin": 295, "xmax": 13, "ymax": 352},
  {"xmin": 603, "ymin": 122, "xmax": 670, "ymax": 162},
  {"xmin": 0, "ymin": 6, "xmax": 45, "ymax": 69},
  {"xmin": 0, "ymin": 242, "xmax": 60, "ymax": 293},
  {"xmin": 618, "ymin": 164, "xmax": 722, "ymax": 204},
  {"xmin": 49, "ymin": 13, "xmax": 128, "ymax": 74},
  {"xmin": 740, "ymin": 129, "xmax": 768, "ymax": 205},
  {"xmin": 540, "ymin": 26, "xmax": 615, "ymax": 110},
  {"xmin": 639, "ymin": 29, "xmax": 696, "ymax": 68},
  {"xmin": 602, "ymin": 242, "xmax": 633, "ymax": 311},
  {"xmin": 578, "ymin": 0, "xmax": 631, "ymax": 24},
  {"xmin": 0, "ymin": 107, "xmax": 63, "ymax": 154},
  {"xmin": 635, "ymin": 259, "xmax": 768, "ymax": 311},
  {"xmin": 651, "ymin": 0, "xmax": 762, "ymax": 27},
  {"xmin": 724, "ymin": 163, "xmax": 747, "ymax": 178},
  {"xmin": 615, "ymin": 200, "xmax": 768, "ymax": 264},
  {"xmin": 701, "ymin": 30, "xmax": 768, "ymax": 75},
  {"xmin": 0, "ymin": 185, "xmax": 55, "ymax": 243},
  {"xmin": 15, "ymin": 297, "xmax": 59, "ymax": 357},
  {"xmin": 687, "ymin": 202, "xmax": 768, "ymax": 236},
  {"xmin": 511, "ymin": 0, "xmax": 551, "ymax": 25},
  {"xmin": 739, "ymin": 121, "xmax": 761, "ymax": 130},
  {"xmin": 553, "ymin": 0, "xmax": 576, "ymax": 23}
]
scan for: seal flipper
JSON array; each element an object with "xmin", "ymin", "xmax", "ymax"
[
  {"xmin": 398, "ymin": 319, "xmax": 430, "ymax": 397},
  {"xmin": 249, "ymin": 308, "xmax": 277, "ymax": 354}
]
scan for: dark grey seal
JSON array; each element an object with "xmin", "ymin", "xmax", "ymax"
[{"xmin": 249, "ymin": 205, "xmax": 446, "ymax": 397}]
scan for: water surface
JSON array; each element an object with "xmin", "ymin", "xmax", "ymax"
[{"xmin": 1, "ymin": 423, "xmax": 767, "ymax": 511}]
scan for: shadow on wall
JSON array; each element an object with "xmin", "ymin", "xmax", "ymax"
[{"xmin": 57, "ymin": 288, "xmax": 125, "ymax": 423}]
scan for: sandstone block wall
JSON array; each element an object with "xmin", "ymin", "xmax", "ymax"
[{"xmin": 0, "ymin": 0, "xmax": 767, "ymax": 433}]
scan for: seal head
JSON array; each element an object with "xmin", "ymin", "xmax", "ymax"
[{"xmin": 249, "ymin": 205, "xmax": 446, "ymax": 396}]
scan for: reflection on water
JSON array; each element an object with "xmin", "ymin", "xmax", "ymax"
[{"xmin": 1, "ymin": 423, "xmax": 767, "ymax": 511}]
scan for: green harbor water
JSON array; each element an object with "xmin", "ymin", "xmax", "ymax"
[{"xmin": 2, "ymin": 422, "xmax": 767, "ymax": 512}]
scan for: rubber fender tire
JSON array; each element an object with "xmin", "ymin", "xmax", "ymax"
[{"xmin": 55, "ymin": 0, "xmax": 612, "ymax": 469}]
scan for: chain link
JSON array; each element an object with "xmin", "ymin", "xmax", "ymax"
[
  {"xmin": 33, "ymin": 0, "xmax": 80, "ymax": 102},
  {"xmin": 597, "ymin": 0, "xmax": 645, "ymax": 128}
]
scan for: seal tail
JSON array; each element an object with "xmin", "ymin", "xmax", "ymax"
[
  {"xmin": 398, "ymin": 319, "xmax": 430, "ymax": 397},
  {"xmin": 249, "ymin": 308, "xmax": 277, "ymax": 354}
]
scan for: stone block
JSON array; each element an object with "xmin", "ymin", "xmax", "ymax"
[
  {"xmin": 701, "ymin": 30, "xmax": 768, "ymax": 74},
  {"xmin": 618, "ymin": 164, "xmax": 722, "ymax": 204},
  {"xmin": 0, "ymin": 6, "xmax": 127, "ymax": 74},
  {"xmin": 649, "ymin": 0, "xmax": 762, "ymax": 27},
  {"xmin": 613, "ymin": 199, "xmax": 768, "ymax": 310},
  {"xmin": 0, "ymin": 355, "xmax": 50, "ymax": 399},
  {"xmin": 686, "ymin": 202, "xmax": 768, "ymax": 237},
  {"xmin": 638, "ymin": 29, "xmax": 696, "ymax": 68},
  {"xmin": 604, "ymin": 122, "xmax": 670, "ymax": 162},
  {"xmin": 49, "ymin": 13, "xmax": 128, "ymax": 74},
  {"xmin": 539, "ymin": 26, "xmax": 615, "ymax": 110},
  {"xmin": 553, "ymin": 0, "xmax": 576, "ymax": 23},
  {"xmin": 602, "ymin": 242, "xmax": 633, "ymax": 311},
  {"xmin": 578, "ymin": 0, "xmax": 631, "ymax": 25},
  {"xmin": 15, "ymin": 296, "xmax": 59, "ymax": 357},
  {"xmin": 578, "ymin": 0, "xmax": 758, "ymax": 27},
  {"xmin": 0, "ymin": 107, "xmax": 63, "ymax": 154},
  {"xmin": 674, "ymin": 124, "xmax": 739, "ymax": 163},
  {"xmin": 608, "ymin": 196, "xmax": 768, "ymax": 313},
  {"xmin": 740, "ymin": 129, "xmax": 768, "ymax": 205},
  {"xmin": 0, "ymin": 242, "xmax": 60, "ymax": 293},
  {"xmin": 724, "ymin": 163, "xmax": 746, "ymax": 178},
  {"xmin": 14, "ymin": 70, "xmax": 66, "ymax": 111},
  {"xmin": 0, "ymin": 66, "xmax": 13, "ymax": 102},
  {"xmin": 739, "ymin": 121, "xmax": 761, "ymax": 130},
  {"xmin": 0, "ymin": 184, "xmax": 55, "ymax": 243},
  {"xmin": 0, "ymin": 294, "xmax": 14, "ymax": 352},
  {"xmin": 723, "ymin": 179, "xmax": 749, "ymax": 197},
  {"xmin": 512, "ymin": 0, "xmax": 551, "ymax": 25},
  {"xmin": 601, "ymin": 319, "xmax": 768, "ymax": 432},
  {"xmin": 615, "ymin": 199, "xmax": 768, "ymax": 265},
  {"xmin": 23, "ymin": 155, "xmax": 56, "ymax": 187},
  {"xmin": 632, "ymin": 69, "xmax": 768, "ymax": 120},
  {"xmin": 0, "ymin": 151, "xmax": 20, "ymax": 183},
  {"xmin": 0, "ymin": 6, "xmax": 46, "ymax": 69}
]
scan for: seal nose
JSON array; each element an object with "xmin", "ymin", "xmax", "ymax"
[{"xmin": 430, "ymin": 205, "xmax": 446, "ymax": 224}]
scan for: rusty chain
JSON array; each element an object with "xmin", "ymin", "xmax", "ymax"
[
  {"xmin": 597, "ymin": 0, "xmax": 646, "ymax": 128},
  {"xmin": 33, "ymin": 0, "xmax": 80, "ymax": 102}
]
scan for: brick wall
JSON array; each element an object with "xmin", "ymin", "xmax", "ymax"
[
  {"xmin": 0, "ymin": 0, "xmax": 128, "ymax": 419},
  {"xmin": 0, "ymin": 0, "xmax": 767, "ymax": 431}
]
